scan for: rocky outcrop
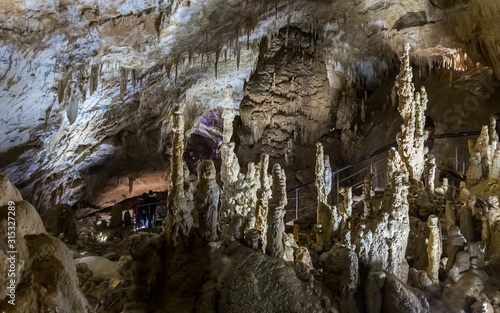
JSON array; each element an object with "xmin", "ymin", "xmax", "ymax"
[{"xmin": 0, "ymin": 176, "xmax": 87, "ymax": 312}]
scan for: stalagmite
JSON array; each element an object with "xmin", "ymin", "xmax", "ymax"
[
  {"xmin": 489, "ymin": 150, "xmax": 500, "ymax": 183},
  {"xmin": 467, "ymin": 152, "xmax": 483, "ymax": 186},
  {"xmin": 339, "ymin": 187, "xmax": 353, "ymax": 220},
  {"xmin": 255, "ymin": 154, "xmax": 272, "ymax": 252},
  {"xmin": 385, "ymin": 152, "xmax": 410, "ymax": 282},
  {"xmin": 315, "ymin": 143, "xmax": 336, "ymax": 243},
  {"xmin": 426, "ymin": 215, "xmax": 442, "ymax": 282},
  {"xmin": 266, "ymin": 163, "xmax": 287, "ymax": 258},
  {"xmin": 458, "ymin": 195, "xmax": 475, "ymax": 243},
  {"xmin": 220, "ymin": 85, "xmax": 240, "ymax": 223},
  {"xmin": 196, "ymin": 160, "xmax": 220, "ymax": 242},
  {"xmin": 424, "ymin": 156, "xmax": 436, "ymax": 192},
  {"xmin": 363, "ymin": 173, "xmax": 374, "ymax": 216},
  {"xmin": 165, "ymin": 106, "xmax": 193, "ymax": 245},
  {"xmin": 394, "ymin": 44, "xmax": 428, "ymax": 182}
]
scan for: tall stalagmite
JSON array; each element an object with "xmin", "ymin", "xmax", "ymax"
[
  {"xmin": 165, "ymin": 107, "xmax": 193, "ymax": 245},
  {"xmin": 220, "ymin": 84, "xmax": 240, "ymax": 223},
  {"xmin": 385, "ymin": 150, "xmax": 410, "ymax": 282},
  {"xmin": 255, "ymin": 154, "xmax": 272, "ymax": 252},
  {"xmin": 316, "ymin": 143, "xmax": 336, "ymax": 244},
  {"xmin": 426, "ymin": 215, "xmax": 442, "ymax": 282},
  {"xmin": 196, "ymin": 160, "xmax": 220, "ymax": 242},
  {"xmin": 266, "ymin": 163, "xmax": 287, "ymax": 258},
  {"xmin": 395, "ymin": 43, "xmax": 428, "ymax": 183}
]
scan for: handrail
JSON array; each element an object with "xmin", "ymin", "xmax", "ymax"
[
  {"xmin": 136, "ymin": 201, "xmax": 166, "ymax": 208},
  {"xmin": 286, "ymin": 129, "xmax": 481, "ymax": 194}
]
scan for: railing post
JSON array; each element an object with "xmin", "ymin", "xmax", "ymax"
[{"xmin": 295, "ymin": 188, "xmax": 299, "ymax": 220}]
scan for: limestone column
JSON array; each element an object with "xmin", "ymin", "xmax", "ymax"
[
  {"xmin": 267, "ymin": 163, "xmax": 287, "ymax": 258},
  {"xmin": 220, "ymin": 85, "xmax": 240, "ymax": 223},
  {"xmin": 315, "ymin": 143, "xmax": 335, "ymax": 243},
  {"xmin": 255, "ymin": 154, "xmax": 272, "ymax": 252},
  {"xmin": 165, "ymin": 106, "xmax": 193, "ymax": 245},
  {"xmin": 467, "ymin": 152, "xmax": 483, "ymax": 186},
  {"xmin": 424, "ymin": 156, "xmax": 436, "ymax": 192},
  {"xmin": 196, "ymin": 160, "xmax": 220, "ymax": 242},
  {"xmin": 363, "ymin": 173, "xmax": 374, "ymax": 216},
  {"xmin": 426, "ymin": 215, "xmax": 442, "ymax": 282},
  {"xmin": 394, "ymin": 44, "xmax": 428, "ymax": 182}
]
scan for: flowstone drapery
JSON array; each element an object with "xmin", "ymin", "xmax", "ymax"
[
  {"xmin": 395, "ymin": 43, "xmax": 428, "ymax": 183},
  {"xmin": 165, "ymin": 107, "xmax": 193, "ymax": 245}
]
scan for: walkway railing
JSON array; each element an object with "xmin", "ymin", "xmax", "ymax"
[
  {"xmin": 285, "ymin": 130, "xmax": 482, "ymax": 223},
  {"xmin": 131, "ymin": 201, "xmax": 167, "ymax": 231}
]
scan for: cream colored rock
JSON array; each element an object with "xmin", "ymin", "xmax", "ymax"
[
  {"xmin": 165, "ymin": 107, "xmax": 193, "ymax": 245},
  {"xmin": 426, "ymin": 215, "xmax": 442, "ymax": 282},
  {"xmin": 266, "ymin": 164, "xmax": 287, "ymax": 258},
  {"xmin": 255, "ymin": 154, "xmax": 272, "ymax": 252},
  {"xmin": 395, "ymin": 44, "xmax": 428, "ymax": 183},
  {"xmin": 468, "ymin": 152, "xmax": 483, "ymax": 186},
  {"xmin": 315, "ymin": 143, "xmax": 336, "ymax": 244},
  {"xmin": 424, "ymin": 156, "xmax": 436, "ymax": 193},
  {"xmin": 0, "ymin": 173, "xmax": 22, "ymax": 207}
]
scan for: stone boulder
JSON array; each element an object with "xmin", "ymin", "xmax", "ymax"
[{"xmin": 0, "ymin": 173, "xmax": 22, "ymax": 207}]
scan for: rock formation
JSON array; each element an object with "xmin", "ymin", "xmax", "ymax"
[
  {"xmin": 165, "ymin": 106, "xmax": 193, "ymax": 245},
  {"xmin": 255, "ymin": 154, "xmax": 272, "ymax": 252},
  {"xmin": 426, "ymin": 215, "xmax": 442, "ymax": 283},
  {"xmin": 395, "ymin": 44, "xmax": 428, "ymax": 183},
  {"xmin": 266, "ymin": 163, "xmax": 287, "ymax": 258},
  {"xmin": 196, "ymin": 160, "xmax": 220, "ymax": 242},
  {"xmin": 315, "ymin": 143, "xmax": 336, "ymax": 244}
]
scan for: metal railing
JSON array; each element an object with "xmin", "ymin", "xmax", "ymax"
[
  {"xmin": 284, "ymin": 129, "xmax": 483, "ymax": 223},
  {"xmin": 131, "ymin": 201, "xmax": 167, "ymax": 231}
]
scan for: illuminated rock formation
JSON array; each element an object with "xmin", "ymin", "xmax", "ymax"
[
  {"xmin": 255, "ymin": 154, "xmax": 272, "ymax": 252},
  {"xmin": 424, "ymin": 156, "xmax": 436, "ymax": 193},
  {"xmin": 196, "ymin": 160, "xmax": 220, "ymax": 242},
  {"xmin": 385, "ymin": 153, "xmax": 410, "ymax": 282},
  {"xmin": 165, "ymin": 107, "xmax": 193, "ymax": 245},
  {"xmin": 426, "ymin": 215, "xmax": 442, "ymax": 282},
  {"xmin": 363, "ymin": 173, "xmax": 374, "ymax": 216},
  {"xmin": 467, "ymin": 152, "xmax": 483, "ymax": 186},
  {"xmin": 266, "ymin": 163, "xmax": 287, "ymax": 258},
  {"xmin": 315, "ymin": 143, "xmax": 337, "ymax": 244},
  {"xmin": 394, "ymin": 44, "xmax": 428, "ymax": 183},
  {"xmin": 220, "ymin": 85, "xmax": 240, "ymax": 223}
]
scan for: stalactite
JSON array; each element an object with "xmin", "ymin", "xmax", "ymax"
[
  {"xmin": 89, "ymin": 64, "xmax": 99, "ymax": 96},
  {"xmin": 131, "ymin": 68, "xmax": 137, "ymax": 90},
  {"xmin": 120, "ymin": 67, "xmax": 129, "ymax": 100},
  {"xmin": 215, "ymin": 48, "xmax": 220, "ymax": 79}
]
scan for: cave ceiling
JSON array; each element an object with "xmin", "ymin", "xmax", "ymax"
[{"xmin": 1, "ymin": 0, "xmax": 499, "ymax": 209}]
